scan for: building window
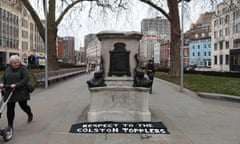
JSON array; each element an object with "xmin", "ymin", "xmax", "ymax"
[
  {"xmin": 214, "ymin": 43, "xmax": 218, "ymax": 50},
  {"xmin": 233, "ymin": 39, "xmax": 240, "ymax": 48},
  {"xmin": 214, "ymin": 31, "xmax": 218, "ymax": 38},
  {"xmin": 225, "ymin": 15, "xmax": 230, "ymax": 23},
  {"xmin": 225, "ymin": 27, "xmax": 230, "ymax": 35},
  {"xmin": 198, "ymin": 52, "xmax": 200, "ymax": 56},
  {"xmin": 208, "ymin": 51, "xmax": 211, "ymax": 56},
  {"xmin": 22, "ymin": 30, "xmax": 28, "ymax": 38},
  {"xmin": 192, "ymin": 52, "xmax": 195, "ymax": 56},
  {"xmin": 233, "ymin": 10, "xmax": 240, "ymax": 20},
  {"xmin": 214, "ymin": 20, "xmax": 218, "ymax": 26},
  {"xmin": 226, "ymin": 41, "xmax": 229, "ymax": 49},
  {"xmin": 220, "ymin": 55, "xmax": 223, "ymax": 65},
  {"xmin": 214, "ymin": 56, "xmax": 217, "ymax": 64},
  {"xmin": 225, "ymin": 55, "xmax": 229, "ymax": 65},
  {"xmin": 219, "ymin": 41, "xmax": 223, "ymax": 49},
  {"xmin": 219, "ymin": 17, "xmax": 224, "ymax": 25},
  {"xmin": 21, "ymin": 19, "xmax": 28, "ymax": 28},
  {"xmin": 233, "ymin": 23, "xmax": 240, "ymax": 34},
  {"xmin": 198, "ymin": 45, "xmax": 200, "ymax": 49},
  {"xmin": 204, "ymin": 51, "xmax": 207, "ymax": 56},
  {"xmin": 195, "ymin": 34, "xmax": 198, "ymax": 38},
  {"xmin": 219, "ymin": 29, "xmax": 223, "ymax": 37}
]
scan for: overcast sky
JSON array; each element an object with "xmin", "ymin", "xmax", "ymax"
[{"xmin": 32, "ymin": 0, "xmax": 217, "ymax": 50}]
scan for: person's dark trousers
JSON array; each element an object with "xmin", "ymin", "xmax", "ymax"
[
  {"xmin": 149, "ymin": 76, "xmax": 154, "ymax": 94},
  {"xmin": 7, "ymin": 101, "xmax": 33, "ymax": 128}
]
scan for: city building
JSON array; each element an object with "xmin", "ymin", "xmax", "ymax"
[
  {"xmin": 183, "ymin": 33, "xmax": 190, "ymax": 67},
  {"xmin": 85, "ymin": 34, "xmax": 101, "ymax": 65},
  {"xmin": 212, "ymin": 0, "xmax": 240, "ymax": 71},
  {"xmin": 84, "ymin": 34, "xmax": 97, "ymax": 64},
  {"xmin": 0, "ymin": 0, "xmax": 45, "ymax": 67},
  {"xmin": 187, "ymin": 12, "xmax": 214, "ymax": 68},
  {"xmin": 140, "ymin": 17, "xmax": 170, "ymax": 63},
  {"xmin": 74, "ymin": 47, "xmax": 85, "ymax": 65},
  {"xmin": 160, "ymin": 40, "xmax": 170, "ymax": 66},
  {"xmin": 57, "ymin": 36, "xmax": 75, "ymax": 64}
]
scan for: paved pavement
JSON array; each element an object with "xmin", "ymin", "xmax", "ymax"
[{"xmin": 0, "ymin": 73, "xmax": 239, "ymax": 144}]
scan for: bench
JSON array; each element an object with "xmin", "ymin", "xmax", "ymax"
[{"xmin": 33, "ymin": 68, "xmax": 86, "ymax": 86}]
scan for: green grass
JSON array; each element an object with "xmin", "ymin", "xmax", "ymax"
[{"xmin": 155, "ymin": 72, "xmax": 240, "ymax": 96}]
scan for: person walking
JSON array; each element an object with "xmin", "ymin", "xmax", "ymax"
[
  {"xmin": 146, "ymin": 59, "xmax": 155, "ymax": 94},
  {"xmin": 0, "ymin": 55, "xmax": 33, "ymax": 129},
  {"xmin": 86, "ymin": 63, "xmax": 90, "ymax": 74}
]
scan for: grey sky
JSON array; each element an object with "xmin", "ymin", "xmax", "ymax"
[{"xmin": 31, "ymin": 0, "xmax": 217, "ymax": 50}]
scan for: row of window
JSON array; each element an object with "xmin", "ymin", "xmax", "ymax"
[
  {"xmin": 194, "ymin": 32, "xmax": 211, "ymax": 39},
  {"xmin": 0, "ymin": 37, "xmax": 18, "ymax": 48},
  {"xmin": 0, "ymin": 23, "xmax": 19, "ymax": 38},
  {"xmin": 214, "ymin": 9, "xmax": 240, "ymax": 27},
  {"xmin": 214, "ymin": 40, "xmax": 229, "ymax": 50},
  {"xmin": 213, "ymin": 39, "xmax": 240, "ymax": 50},
  {"xmin": 0, "ymin": 8, "xmax": 19, "ymax": 25},
  {"xmin": 214, "ymin": 55, "xmax": 229, "ymax": 65},
  {"xmin": 213, "ymin": 27, "xmax": 231, "ymax": 38},
  {"xmin": 192, "ymin": 51, "xmax": 211, "ymax": 57},
  {"xmin": 214, "ymin": 15, "xmax": 230, "ymax": 26},
  {"xmin": 192, "ymin": 43, "xmax": 211, "ymax": 49}
]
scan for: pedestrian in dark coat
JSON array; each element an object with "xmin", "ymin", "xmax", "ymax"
[
  {"xmin": 146, "ymin": 59, "xmax": 155, "ymax": 94},
  {"xmin": 0, "ymin": 55, "xmax": 33, "ymax": 129}
]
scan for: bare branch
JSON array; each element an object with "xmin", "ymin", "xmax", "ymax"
[
  {"xmin": 21, "ymin": 0, "xmax": 45, "ymax": 41},
  {"xmin": 140, "ymin": 0, "xmax": 172, "ymax": 22},
  {"xmin": 177, "ymin": 0, "xmax": 191, "ymax": 3},
  {"xmin": 56, "ymin": 0, "xmax": 98, "ymax": 26}
]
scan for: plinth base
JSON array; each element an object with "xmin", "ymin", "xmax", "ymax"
[{"xmin": 88, "ymin": 86, "xmax": 151, "ymax": 122}]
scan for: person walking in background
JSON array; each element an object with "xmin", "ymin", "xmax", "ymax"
[
  {"xmin": 146, "ymin": 59, "xmax": 155, "ymax": 94},
  {"xmin": 0, "ymin": 55, "xmax": 33, "ymax": 130},
  {"xmin": 86, "ymin": 63, "xmax": 90, "ymax": 74}
]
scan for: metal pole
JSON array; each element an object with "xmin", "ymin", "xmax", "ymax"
[
  {"xmin": 180, "ymin": 0, "xmax": 184, "ymax": 92},
  {"xmin": 44, "ymin": 0, "xmax": 48, "ymax": 89}
]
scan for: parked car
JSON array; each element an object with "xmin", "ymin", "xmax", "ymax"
[{"xmin": 185, "ymin": 65, "xmax": 197, "ymax": 71}]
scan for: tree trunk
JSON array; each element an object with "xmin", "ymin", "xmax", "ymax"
[
  {"xmin": 168, "ymin": 0, "xmax": 181, "ymax": 77},
  {"xmin": 47, "ymin": 0, "xmax": 59, "ymax": 71},
  {"xmin": 48, "ymin": 24, "xmax": 59, "ymax": 70}
]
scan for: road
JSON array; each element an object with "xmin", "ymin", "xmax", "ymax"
[{"xmin": 0, "ymin": 73, "xmax": 239, "ymax": 144}]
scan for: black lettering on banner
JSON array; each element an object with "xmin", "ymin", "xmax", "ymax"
[{"xmin": 70, "ymin": 122, "xmax": 169, "ymax": 134}]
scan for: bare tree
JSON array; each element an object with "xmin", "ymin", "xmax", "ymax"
[
  {"xmin": 140, "ymin": 0, "xmax": 219, "ymax": 77},
  {"xmin": 21, "ymin": 0, "xmax": 129, "ymax": 70}
]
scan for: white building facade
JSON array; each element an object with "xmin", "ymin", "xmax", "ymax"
[
  {"xmin": 86, "ymin": 37, "xmax": 101, "ymax": 65},
  {"xmin": 0, "ymin": 0, "xmax": 45, "ymax": 67},
  {"xmin": 211, "ymin": 0, "xmax": 240, "ymax": 72}
]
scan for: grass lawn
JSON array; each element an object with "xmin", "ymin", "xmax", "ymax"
[{"xmin": 155, "ymin": 72, "xmax": 240, "ymax": 96}]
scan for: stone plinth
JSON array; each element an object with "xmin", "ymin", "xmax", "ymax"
[
  {"xmin": 88, "ymin": 86, "xmax": 151, "ymax": 122},
  {"xmin": 105, "ymin": 77, "xmax": 133, "ymax": 87},
  {"xmin": 87, "ymin": 31, "xmax": 151, "ymax": 122},
  {"xmin": 97, "ymin": 31, "xmax": 142, "ymax": 78}
]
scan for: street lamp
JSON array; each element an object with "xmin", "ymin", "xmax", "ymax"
[
  {"xmin": 44, "ymin": 0, "xmax": 48, "ymax": 89},
  {"xmin": 180, "ymin": 0, "xmax": 185, "ymax": 92}
]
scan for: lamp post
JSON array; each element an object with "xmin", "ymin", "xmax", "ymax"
[
  {"xmin": 180, "ymin": 0, "xmax": 184, "ymax": 92},
  {"xmin": 44, "ymin": 0, "xmax": 48, "ymax": 89}
]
